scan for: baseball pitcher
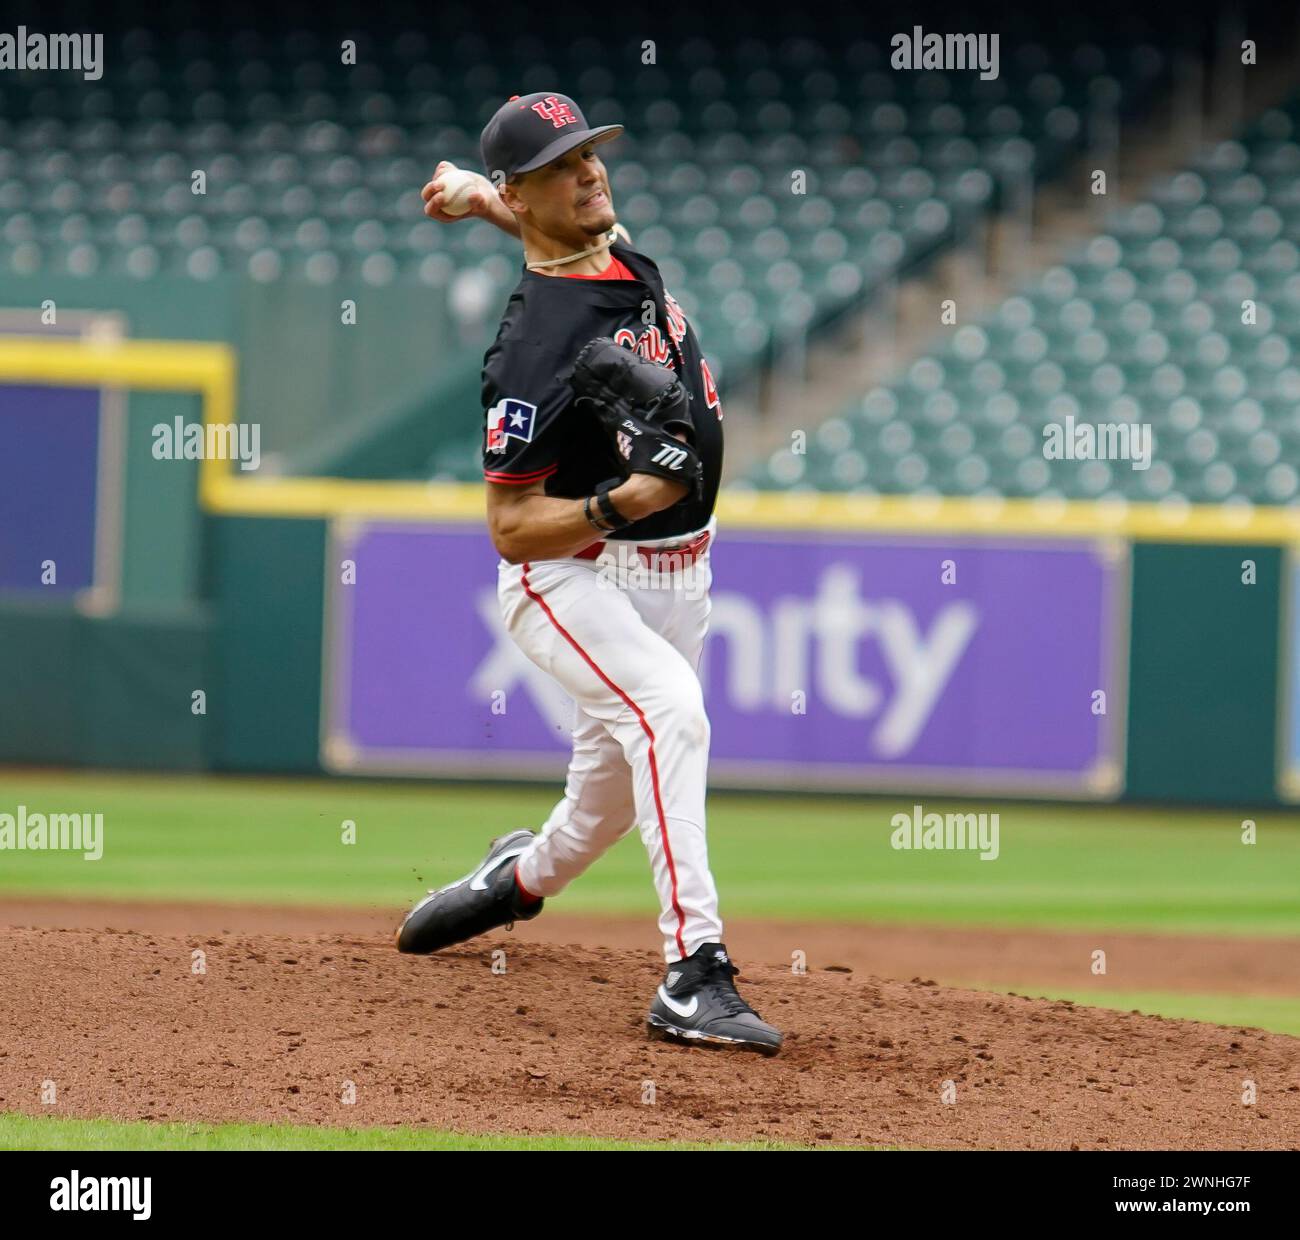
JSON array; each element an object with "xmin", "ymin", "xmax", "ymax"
[{"xmin": 396, "ymin": 92, "xmax": 781, "ymax": 1055}]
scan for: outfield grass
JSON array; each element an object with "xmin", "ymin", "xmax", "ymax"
[
  {"xmin": 0, "ymin": 771, "xmax": 1296, "ymax": 936},
  {"xmin": 974, "ymin": 987, "xmax": 1300, "ymax": 1037},
  {"xmin": 0, "ymin": 1113, "xmax": 816, "ymax": 1151}
]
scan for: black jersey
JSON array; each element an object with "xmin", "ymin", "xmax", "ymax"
[{"xmin": 480, "ymin": 241, "xmax": 724, "ymax": 542}]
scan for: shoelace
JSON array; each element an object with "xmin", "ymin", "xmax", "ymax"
[{"xmin": 699, "ymin": 957, "xmax": 756, "ymax": 1018}]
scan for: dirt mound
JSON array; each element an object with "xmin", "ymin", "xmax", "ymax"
[
  {"xmin": 7, "ymin": 897, "xmax": 1298, "ymax": 997},
  {"xmin": 2, "ymin": 926, "xmax": 1297, "ymax": 1149}
]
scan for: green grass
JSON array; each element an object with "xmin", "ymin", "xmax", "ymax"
[
  {"xmin": 5, "ymin": 774, "xmax": 1289, "ymax": 1152},
  {"xmin": 0, "ymin": 1113, "xmax": 816, "ymax": 1151},
  {"xmin": 0, "ymin": 771, "xmax": 1296, "ymax": 936},
  {"xmin": 1, "ymin": 771, "xmax": 1298, "ymax": 936},
  {"xmin": 989, "ymin": 987, "xmax": 1300, "ymax": 1037}
]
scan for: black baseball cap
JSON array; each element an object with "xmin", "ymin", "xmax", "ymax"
[{"xmin": 480, "ymin": 92, "xmax": 623, "ymax": 182}]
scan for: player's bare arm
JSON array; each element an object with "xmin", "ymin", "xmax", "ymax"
[{"xmin": 486, "ymin": 473, "xmax": 687, "ymax": 564}]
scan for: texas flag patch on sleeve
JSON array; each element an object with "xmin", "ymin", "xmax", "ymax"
[{"xmin": 485, "ymin": 398, "xmax": 538, "ymax": 454}]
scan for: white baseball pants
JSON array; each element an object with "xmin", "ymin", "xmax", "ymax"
[{"xmin": 499, "ymin": 522, "xmax": 720, "ymax": 963}]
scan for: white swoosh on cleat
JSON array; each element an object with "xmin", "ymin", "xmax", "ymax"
[
  {"xmin": 657, "ymin": 986, "xmax": 699, "ymax": 1018},
  {"xmin": 401, "ymin": 842, "xmax": 532, "ymax": 928},
  {"xmin": 468, "ymin": 844, "xmax": 529, "ymax": 891}
]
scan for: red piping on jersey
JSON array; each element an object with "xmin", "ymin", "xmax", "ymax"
[
  {"xmin": 558, "ymin": 256, "xmax": 635, "ymax": 281},
  {"xmin": 484, "ymin": 463, "xmax": 558, "ymax": 484},
  {"xmin": 518, "ymin": 561, "xmax": 688, "ymax": 959}
]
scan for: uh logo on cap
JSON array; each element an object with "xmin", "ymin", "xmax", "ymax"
[
  {"xmin": 506, "ymin": 93, "xmax": 578, "ymax": 129},
  {"xmin": 531, "ymin": 96, "xmax": 578, "ymax": 128}
]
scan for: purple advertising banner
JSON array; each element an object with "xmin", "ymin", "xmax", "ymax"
[
  {"xmin": 0, "ymin": 315, "xmax": 126, "ymax": 606},
  {"xmin": 323, "ymin": 522, "xmax": 1127, "ymax": 796}
]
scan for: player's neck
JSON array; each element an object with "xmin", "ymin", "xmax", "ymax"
[{"xmin": 522, "ymin": 225, "xmax": 614, "ymax": 277}]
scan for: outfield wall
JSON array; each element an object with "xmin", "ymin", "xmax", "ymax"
[
  {"xmin": 4, "ymin": 514, "xmax": 1282, "ymax": 807},
  {"xmin": 0, "ymin": 333, "xmax": 1288, "ymax": 805}
]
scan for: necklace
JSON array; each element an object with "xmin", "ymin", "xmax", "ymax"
[{"xmin": 525, "ymin": 224, "xmax": 628, "ymax": 272}]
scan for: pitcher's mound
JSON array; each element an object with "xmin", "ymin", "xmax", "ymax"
[{"xmin": 3, "ymin": 927, "xmax": 1297, "ymax": 1148}]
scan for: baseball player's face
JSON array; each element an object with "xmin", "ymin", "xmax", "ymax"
[{"xmin": 515, "ymin": 143, "xmax": 616, "ymax": 241}]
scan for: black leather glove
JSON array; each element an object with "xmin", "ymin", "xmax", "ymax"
[{"xmin": 567, "ymin": 337, "xmax": 703, "ymax": 496}]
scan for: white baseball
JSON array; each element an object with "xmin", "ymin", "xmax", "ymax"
[{"xmin": 438, "ymin": 166, "xmax": 482, "ymax": 216}]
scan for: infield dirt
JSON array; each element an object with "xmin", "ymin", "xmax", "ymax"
[{"xmin": 2, "ymin": 906, "xmax": 1298, "ymax": 1149}]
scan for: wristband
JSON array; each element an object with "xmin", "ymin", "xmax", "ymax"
[
  {"xmin": 596, "ymin": 489, "xmax": 633, "ymax": 531},
  {"xmin": 583, "ymin": 494, "xmax": 614, "ymax": 532}
]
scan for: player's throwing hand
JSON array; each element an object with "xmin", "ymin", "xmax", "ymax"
[{"xmin": 420, "ymin": 160, "xmax": 497, "ymax": 223}]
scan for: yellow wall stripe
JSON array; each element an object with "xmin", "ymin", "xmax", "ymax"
[{"xmin": 4, "ymin": 336, "xmax": 1298, "ymax": 543}]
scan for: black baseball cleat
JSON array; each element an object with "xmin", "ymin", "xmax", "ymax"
[
  {"xmin": 647, "ymin": 942, "xmax": 783, "ymax": 1056},
  {"xmin": 396, "ymin": 829, "xmax": 542, "ymax": 954}
]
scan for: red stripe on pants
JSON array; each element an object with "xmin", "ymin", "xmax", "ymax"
[{"xmin": 519, "ymin": 562, "xmax": 688, "ymax": 959}]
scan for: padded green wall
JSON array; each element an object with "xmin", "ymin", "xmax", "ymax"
[
  {"xmin": 1125, "ymin": 542, "xmax": 1280, "ymax": 805},
  {"xmin": 0, "ymin": 600, "xmax": 211, "ymax": 769},
  {"xmin": 209, "ymin": 516, "xmax": 326, "ymax": 772},
  {"xmin": 120, "ymin": 392, "xmax": 204, "ymax": 607}
]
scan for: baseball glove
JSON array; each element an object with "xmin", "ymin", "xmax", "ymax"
[{"xmin": 567, "ymin": 337, "xmax": 702, "ymax": 496}]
